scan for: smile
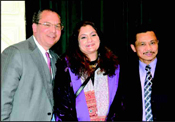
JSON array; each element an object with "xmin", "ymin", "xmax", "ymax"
[
  {"xmin": 47, "ymin": 34, "xmax": 56, "ymax": 39},
  {"xmin": 86, "ymin": 43, "xmax": 95, "ymax": 47}
]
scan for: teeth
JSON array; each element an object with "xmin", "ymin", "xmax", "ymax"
[
  {"xmin": 48, "ymin": 35, "xmax": 55, "ymax": 38},
  {"xmin": 86, "ymin": 45, "xmax": 91, "ymax": 47},
  {"xmin": 86, "ymin": 44, "xmax": 94, "ymax": 47}
]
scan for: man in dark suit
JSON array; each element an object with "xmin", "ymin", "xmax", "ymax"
[
  {"xmin": 117, "ymin": 24, "xmax": 174, "ymax": 121},
  {"xmin": 1, "ymin": 8, "xmax": 63, "ymax": 121}
]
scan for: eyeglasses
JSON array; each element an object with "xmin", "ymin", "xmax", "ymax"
[{"xmin": 37, "ymin": 22, "xmax": 64, "ymax": 30}]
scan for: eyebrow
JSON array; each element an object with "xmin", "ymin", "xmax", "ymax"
[
  {"xmin": 90, "ymin": 31, "xmax": 97, "ymax": 34},
  {"xmin": 80, "ymin": 31, "xmax": 96, "ymax": 36},
  {"xmin": 150, "ymin": 39, "xmax": 157, "ymax": 41},
  {"xmin": 42, "ymin": 21, "xmax": 62, "ymax": 25}
]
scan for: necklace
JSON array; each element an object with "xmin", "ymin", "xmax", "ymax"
[{"xmin": 89, "ymin": 58, "xmax": 98, "ymax": 69}]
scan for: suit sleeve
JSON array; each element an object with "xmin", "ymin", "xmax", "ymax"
[{"xmin": 1, "ymin": 46, "xmax": 23, "ymax": 121}]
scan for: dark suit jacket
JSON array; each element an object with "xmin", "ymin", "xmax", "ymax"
[
  {"xmin": 1, "ymin": 36, "xmax": 59, "ymax": 121},
  {"xmin": 117, "ymin": 57, "xmax": 175, "ymax": 121}
]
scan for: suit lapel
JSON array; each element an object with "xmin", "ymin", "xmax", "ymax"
[
  {"xmin": 50, "ymin": 50, "xmax": 59, "ymax": 89},
  {"xmin": 50, "ymin": 51, "xmax": 57, "ymax": 81},
  {"xmin": 28, "ymin": 36, "xmax": 53, "ymax": 106}
]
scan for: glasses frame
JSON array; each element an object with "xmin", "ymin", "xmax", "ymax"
[{"xmin": 37, "ymin": 22, "xmax": 64, "ymax": 30}]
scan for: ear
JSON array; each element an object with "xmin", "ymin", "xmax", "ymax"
[
  {"xmin": 130, "ymin": 44, "xmax": 136, "ymax": 52},
  {"xmin": 32, "ymin": 23, "xmax": 37, "ymax": 33}
]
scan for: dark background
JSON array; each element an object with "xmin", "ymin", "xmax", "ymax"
[{"xmin": 25, "ymin": 0, "xmax": 174, "ymax": 66}]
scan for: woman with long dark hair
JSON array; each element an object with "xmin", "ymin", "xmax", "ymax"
[{"xmin": 53, "ymin": 21, "xmax": 120, "ymax": 121}]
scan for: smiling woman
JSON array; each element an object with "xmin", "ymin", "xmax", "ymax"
[
  {"xmin": 1, "ymin": 1, "xmax": 26, "ymax": 52},
  {"xmin": 53, "ymin": 20, "xmax": 121, "ymax": 121},
  {"xmin": 78, "ymin": 25, "xmax": 100, "ymax": 61}
]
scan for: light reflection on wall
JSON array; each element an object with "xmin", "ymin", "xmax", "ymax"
[{"xmin": 1, "ymin": 1, "xmax": 26, "ymax": 52}]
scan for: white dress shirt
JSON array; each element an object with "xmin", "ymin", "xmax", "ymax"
[{"xmin": 33, "ymin": 36, "xmax": 53, "ymax": 79}]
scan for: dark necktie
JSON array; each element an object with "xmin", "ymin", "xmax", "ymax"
[{"xmin": 144, "ymin": 65, "xmax": 153, "ymax": 121}]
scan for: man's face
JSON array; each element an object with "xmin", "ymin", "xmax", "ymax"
[
  {"xmin": 32, "ymin": 10, "xmax": 62, "ymax": 51},
  {"xmin": 131, "ymin": 31, "xmax": 159, "ymax": 64}
]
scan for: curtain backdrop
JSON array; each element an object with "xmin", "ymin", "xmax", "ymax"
[{"xmin": 25, "ymin": 0, "xmax": 174, "ymax": 66}]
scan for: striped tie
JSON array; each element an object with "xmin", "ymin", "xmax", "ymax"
[{"xmin": 144, "ymin": 65, "xmax": 153, "ymax": 121}]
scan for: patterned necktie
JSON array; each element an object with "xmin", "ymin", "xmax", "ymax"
[
  {"xmin": 45, "ymin": 52, "xmax": 51, "ymax": 74},
  {"xmin": 144, "ymin": 65, "xmax": 153, "ymax": 121}
]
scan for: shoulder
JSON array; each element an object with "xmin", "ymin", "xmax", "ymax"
[
  {"xmin": 1, "ymin": 41, "xmax": 28, "ymax": 61},
  {"xmin": 113, "ymin": 64, "xmax": 120, "ymax": 75},
  {"xmin": 3, "ymin": 41, "xmax": 27, "ymax": 52},
  {"xmin": 13, "ymin": 36, "xmax": 34, "ymax": 49},
  {"xmin": 55, "ymin": 55, "xmax": 68, "ymax": 69},
  {"xmin": 49, "ymin": 50, "xmax": 59, "ymax": 60},
  {"xmin": 55, "ymin": 55, "xmax": 70, "ymax": 82},
  {"xmin": 2, "ymin": 36, "xmax": 34, "ymax": 54}
]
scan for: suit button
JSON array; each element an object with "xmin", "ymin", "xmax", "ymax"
[{"xmin": 48, "ymin": 112, "xmax": 51, "ymax": 115}]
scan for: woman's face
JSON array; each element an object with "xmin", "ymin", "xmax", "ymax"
[{"xmin": 78, "ymin": 25, "xmax": 100, "ymax": 61}]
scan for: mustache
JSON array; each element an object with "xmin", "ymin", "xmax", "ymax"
[{"xmin": 143, "ymin": 51, "xmax": 155, "ymax": 55}]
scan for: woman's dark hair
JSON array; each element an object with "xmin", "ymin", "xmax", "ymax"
[{"xmin": 65, "ymin": 21, "xmax": 119, "ymax": 78}]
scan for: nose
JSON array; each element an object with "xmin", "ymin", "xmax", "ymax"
[
  {"xmin": 87, "ymin": 36, "xmax": 93, "ymax": 43},
  {"xmin": 146, "ymin": 44, "xmax": 152, "ymax": 50},
  {"xmin": 50, "ymin": 25, "xmax": 56, "ymax": 33}
]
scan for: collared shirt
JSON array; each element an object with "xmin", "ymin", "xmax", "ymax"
[
  {"xmin": 139, "ymin": 58, "xmax": 157, "ymax": 121},
  {"xmin": 33, "ymin": 36, "xmax": 53, "ymax": 79},
  {"xmin": 33, "ymin": 36, "xmax": 55, "ymax": 121}
]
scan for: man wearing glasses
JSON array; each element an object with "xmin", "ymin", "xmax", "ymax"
[{"xmin": 1, "ymin": 8, "xmax": 63, "ymax": 121}]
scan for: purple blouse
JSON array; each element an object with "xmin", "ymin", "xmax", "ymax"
[{"xmin": 68, "ymin": 65, "xmax": 120, "ymax": 121}]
